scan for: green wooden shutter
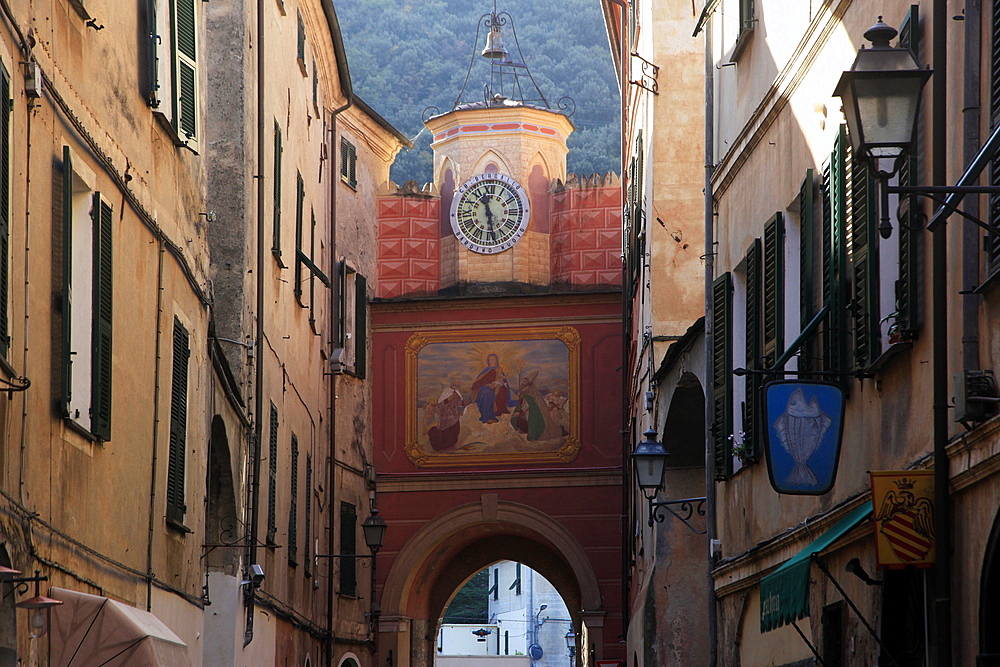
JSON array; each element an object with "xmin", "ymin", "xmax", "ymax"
[
  {"xmin": 991, "ymin": 0, "xmax": 1000, "ymax": 274},
  {"xmin": 166, "ymin": 317, "xmax": 189, "ymax": 524},
  {"xmin": 61, "ymin": 147, "xmax": 74, "ymax": 416},
  {"xmin": 339, "ymin": 502, "xmax": 357, "ymax": 596},
  {"xmin": 897, "ymin": 5, "xmax": 922, "ymax": 335},
  {"xmin": 850, "ymin": 150, "xmax": 879, "ymax": 369},
  {"xmin": 297, "ymin": 11, "xmax": 305, "ymax": 63},
  {"xmin": 762, "ymin": 213, "xmax": 785, "ymax": 368},
  {"xmin": 489, "ymin": 568, "xmax": 499, "ymax": 600},
  {"xmin": 823, "ymin": 127, "xmax": 849, "ymax": 383},
  {"xmin": 294, "ymin": 172, "xmax": 304, "ymax": 303},
  {"xmin": 288, "ymin": 434, "xmax": 298, "ymax": 565},
  {"xmin": 0, "ymin": 64, "xmax": 10, "ymax": 358},
  {"xmin": 273, "ymin": 122, "xmax": 283, "ymax": 257},
  {"xmin": 91, "ymin": 195, "xmax": 113, "ymax": 441},
  {"xmin": 267, "ymin": 403, "xmax": 278, "ymax": 544},
  {"xmin": 340, "ymin": 139, "xmax": 357, "ymax": 188},
  {"xmin": 712, "ymin": 272, "xmax": 733, "ymax": 479},
  {"xmin": 510, "ymin": 562, "xmax": 522, "ymax": 595},
  {"xmin": 304, "ymin": 455, "xmax": 312, "ymax": 577},
  {"xmin": 744, "ymin": 241, "xmax": 762, "ymax": 461},
  {"xmin": 354, "ymin": 273, "xmax": 367, "ymax": 378},
  {"xmin": 799, "ymin": 170, "xmax": 816, "ymax": 373},
  {"xmin": 173, "ymin": 0, "xmax": 198, "ymax": 143},
  {"xmin": 145, "ymin": 0, "xmax": 160, "ymax": 106}
]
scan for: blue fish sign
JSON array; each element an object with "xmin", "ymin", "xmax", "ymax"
[{"xmin": 763, "ymin": 380, "xmax": 845, "ymax": 495}]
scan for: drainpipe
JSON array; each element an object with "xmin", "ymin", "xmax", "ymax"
[
  {"xmin": 930, "ymin": 1, "xmax": 952, "ymax": 665},
  {"xmin": 245, "ymin": 0, "xmax": 266, "ymax": 646},
  {"xmin": 146, "ymin": 239, "xmax": 166, "ymax": 612},
  {"xmin": 962, "ymin": 0, "xmax": 981, "ymax": 373},
  {"xmin": 327, "ymin": 94, "xmax": 352, "ymax": 667},
  {"xmin": 701, "ymin": 15, "xmax": 718, "ymax": 667}
]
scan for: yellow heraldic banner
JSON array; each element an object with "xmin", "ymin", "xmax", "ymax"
[{"xmin": 870, "ymin": 470, "xmax": 935, "ymax": 568}]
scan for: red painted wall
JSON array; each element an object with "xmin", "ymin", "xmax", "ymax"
[
  {"xmin": 377, "ymin": 195, "xmax": 442, "ymax": 298},
  {"xmin": 550, "ymin": 185, "xmax": 623, "ymax": 287},
  {"xmin": 371, "ymin": 293, "xmax": 624, "ymax": 660}
]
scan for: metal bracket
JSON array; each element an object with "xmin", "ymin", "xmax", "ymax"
[
  {"xmin": 648, "ymin": 497, "xmax": 706, "ymax": 534},
  {"xmin": 629, "ymin": 52, "xmax": 659, "ymax": 95},
  {"xmin": 0, "ymin": 376, "xmax": 30, "ymax": 393}
]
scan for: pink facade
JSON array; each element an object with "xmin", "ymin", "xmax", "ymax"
[{"xmin": 550, "ymin": 181, "xmax": 623, "ymax": 286}]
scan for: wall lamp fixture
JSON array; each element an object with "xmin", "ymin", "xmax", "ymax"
[
  {"xmin": 0, "ymin": 568, "xmax": 63, "ymax": 638},
  {"xmin": 632, "ymin": 429, "xmax": 706, "ymax": 533}
]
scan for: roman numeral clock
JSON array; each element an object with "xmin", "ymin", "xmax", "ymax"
[{"xmin": 449, "ymin": 173, "xmax": 531, "ymax": 254}]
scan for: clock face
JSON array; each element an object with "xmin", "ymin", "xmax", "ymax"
[{"xmin": 449, "ymin": 173, "xmax": 531, "ymax": 254}]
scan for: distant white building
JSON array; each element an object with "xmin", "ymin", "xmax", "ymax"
[{"xmin": 437, "ymin": 562, "xmax": 573, "ymax": 666}]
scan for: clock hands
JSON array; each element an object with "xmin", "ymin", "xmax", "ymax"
[{"xmin": 479, "ymin": 194, "xmax": 497, "ymax": 243}]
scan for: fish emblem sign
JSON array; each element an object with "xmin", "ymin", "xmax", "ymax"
[
  {"xmin": 763, "ymin": 381, "xmax": 845, "ymax": 495},
  {"xmin": 870, "ymin": 470, "xmax": 935, "ymax": 568}
]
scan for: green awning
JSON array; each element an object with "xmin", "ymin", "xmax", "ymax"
[{"xmin": 759, "ymin": 501, "xmax": 872, "ymax": 633}]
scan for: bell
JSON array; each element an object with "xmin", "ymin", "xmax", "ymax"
[{"xmin": 481, "ymin": 28, "xmax": 508, "ymax": 59}]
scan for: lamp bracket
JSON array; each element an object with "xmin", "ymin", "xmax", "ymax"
[
  {"xmin": 648, "ymin": 496, "xmax": 707, "ymax": 533},
  {"xmin": 0, "ymin": 376, "xmax": 30, "ymax": 393},
  {"xmin": 733, "ymin": 367, "xmax": 871, "ymax": 379},
  {"xmin": 887, "ymin": 185, "xmax": 1000, "ymax": 232}
]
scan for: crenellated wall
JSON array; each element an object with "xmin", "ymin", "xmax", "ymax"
[
  {"xmin": 376, "ymin": 172, "xmax": 622, "ymax": 297},
  {"xmin": 550, "ymin": 173, "xmax": 623, "ymax": 287}
]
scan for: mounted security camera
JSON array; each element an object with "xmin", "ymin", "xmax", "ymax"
[
  {"xmin": 330, "ymin": 347, "xmax": 347, "ymax": 374},
  {"xmin": 249, "ymin": 564, "xmax": 264, "ymax": 586}
]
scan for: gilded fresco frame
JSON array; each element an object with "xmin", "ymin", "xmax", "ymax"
[{"xmin": 404, "ymin": 326, "xmax": 582, "ymax": 467}]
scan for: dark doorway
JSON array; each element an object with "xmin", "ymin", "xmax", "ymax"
[
  {"xmin": 979, "ymin": 507, "xmax": 1000, "ymax": 665},
  {"xmin": 879, "ymin": 569, "xmax": 926, "ymax": 666}
]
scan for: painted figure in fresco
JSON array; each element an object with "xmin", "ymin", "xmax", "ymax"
[
  {"xmin": 471, "ymin": 353, "xmax": 514, "ymax": 424},
  {"xmin": 428, "ymin": 373, "xmax": 465, "ymax": 451},
  {"xmin": 544, "ymin": 389, "xmax": 569, "ymax": 433},
  {"xmin": 772, "ymin": 388, "xmax": 832, "ymax": 487},
  {"xmin": 511, "ymin": 370, "xmax": 562, "ymax": 441}
]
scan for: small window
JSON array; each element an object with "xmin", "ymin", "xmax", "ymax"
[
  {"xmin": 339, "ymin": 502, "xmax": 357, "ymax": 596},
  {"xmin": 267, "ymin": 403, "xmax": 279, "ymax": 545},
  {"xmin": 272, "ymin": 122, "xmax": 284, "ymax": 264},
  {"xmin": 60, "ymin": 147, "xmax": 113, "ymax": 441},
  {"xmin": 288, "ymin": 434, "xmax": 298, "ymax": 565},
  {"xmin": 296, "ymin": 11, "xmax": 307, "ymax": 76},
  {"xmin": 339, "ymin": 265, "xmax": 367, "ymax": 378},
  {"xmin": 166, "ymin": 318, "xmax": 190, "ymax": 527},
  {"xmin": 147, "ymin": 0, "xmax": 200, "ymax": 150},
  {"xmin": 732, "ymin": 0, "xmax": 755, "ymax": 58},
  {"xmin": 340, "ymin": 137, "xmax": 357, "ymax": 189}
]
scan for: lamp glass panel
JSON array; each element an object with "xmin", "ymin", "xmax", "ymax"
[
  {"xmin": 362, "ymin": 520, "xmax": 387, "ymax": 550},
  {"xmin": 634, "ymin": 454, "xmax": 666, "ymax": 491},
  {"xmin": 852, "ymin": 76, "xmax": 924, "ymax": 157}
]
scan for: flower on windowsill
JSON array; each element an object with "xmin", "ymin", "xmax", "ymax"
[{"xmin": 729, "ymin": 430, "xmax": 750, "ymax": 462}]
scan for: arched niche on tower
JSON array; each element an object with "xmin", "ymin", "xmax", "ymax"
[
  {"xmin": 527, "ymin": 154, "xmax": 551, "ymax": 234},
  {"xmin": 438, "ymin": 158, "xmax": 457, "ymax": 239},
  {"xmin": 378, "ymin": 499, "xmax": 605, "ymax": 666},
  {"xmin": 472, "ymin": 151, "xmax": 512, "ymax": 178}
]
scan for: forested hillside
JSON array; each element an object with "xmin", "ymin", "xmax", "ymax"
[{"xmin": 336, "ymin": 0, "xmax": 621, "ymax": 185}]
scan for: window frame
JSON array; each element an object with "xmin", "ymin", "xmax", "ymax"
[{"xmin": 340, "ymin": 137, "xmax": 357, "ymax": 189}]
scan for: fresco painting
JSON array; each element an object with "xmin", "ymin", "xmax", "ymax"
[{"xmin": 404, "ymin": 328, "xmax": 580, "ymax": 466}]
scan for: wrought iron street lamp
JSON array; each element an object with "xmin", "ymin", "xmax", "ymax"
[
  {"xmin": 0, "ymin": 569, "xmax": 63, "ymax": 638},
  {"xmin": 631, "ymin": 429, "xmax": 706, "ymax": 532},
  {"xmin": 361, "ymin": 508, "xmax": 387, "ymax": 555},
  {"xmin": 564, "ymin": 629, "xmax": 576, "ymax": 665},
  {"xmin": 834, "ymin": 17, "xmax": 932, "ymax": 238}
]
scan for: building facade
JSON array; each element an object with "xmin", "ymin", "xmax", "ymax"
[{"xmin": 611, "ymin": 0, "xmax": 1000, "ymax": 665}]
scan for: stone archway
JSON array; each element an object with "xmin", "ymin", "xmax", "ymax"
[
  {"xmin": 378, "ymin": 498, "xmax": 604, "ymax": 667},
  {"xmin": 978, "ymin": 506, "xmax": 1000, "ymax": 664}
]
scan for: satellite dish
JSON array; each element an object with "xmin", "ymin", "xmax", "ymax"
[{"xmin": 528, "ymin": 644, "xmax": 543, "ymax": 660}]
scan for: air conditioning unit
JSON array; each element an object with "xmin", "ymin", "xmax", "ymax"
[
  {"xmin": 954, "ymin": 370, "xmax": 999, "ymax": 423},
  {"xmin": 330, "ymin": 347, "xmax": 347, "ymax": 374}
]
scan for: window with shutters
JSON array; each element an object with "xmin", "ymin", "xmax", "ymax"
[
  {"xmin": 296, "ymin": 208, "xmax": 330, "ymax": 329},
  {"xmin": 339, "ymin": 502, "xmax": 357, "ymax": 597},
  {"xmin": 60, "ymin": 147, "xmax": 113, "ymax": 442},
  {"xmin": 166, "ymin": 318, "xmax": 190, "ymax": 527},
  {"xmin": 267, "ymin": 403, "xmax": 279, "ymax": 545},
  {"xmin": 0, "ymin": 62, "xmax": 10, "ymax": 361},
  {"xmin": 848, "ymin": 146, "xmax": 880, "ymax": 370},
  {"xmin": 296, "ymin": 10, "xmax": 308, "ymax": 76},
  {"xmin": 288, "ymin": 434, "xmax": 298, "ymax": 566},
  {"xmin": 272, "ymin": 122, "xmax": 284, "ymax": 265},
  {"xmin": 340, "ymin": 137, "xmax": 357, "ymax": 189},
  {"xmin": 821, "ymin": 128, "xmax": 849, "ymax": 387},
  {"xmin": 304, "ymin": 455, "xmax": 312, "ymax": 577},
  {"xmin": 625, "ymin": 132, "xmax": 645, "ymax": 300},
  {"xmin": 798, "ymin": 170, "xmax": 821, "ymax": 374},
  {"xmin": 146, "ymin": 0, "xmax": 200, "ymax": 151},
  {"xmin": 711, "ymin": 272, "xmax": 733, "ymax": 479},
  {"xmin": 510, "ymin": 562, "xmax": 522, "ymax": 595},
  {"xmin": 741, "ymin": 240, "xmax": 762, "ymax": 466},
  {"xmin": 989, "ymin": 0, "xmax": 1000, "ymax": 277},
  {"xmin": 761, "ymin": 213, "xmax": 785, "ymax": 369},
  {"xmin": 339, "ymin": 264, "xmax": 367, "ymax": 378},
  {"xmin": 732, "ymin": 0, "xmax": 755, "ymax": 58}
]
